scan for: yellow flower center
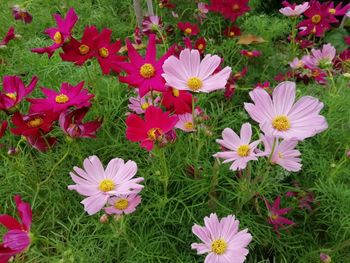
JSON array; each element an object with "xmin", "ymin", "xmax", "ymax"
[
  {"xmin": 98, "ymin": 179, "xmax": 115, "ymax": 192},
  {"xmin": 197, "ymin": 44, "xmax": 204, "ymax": 50},
  {"xmin": 99, "ymin": 47, "xmax": 109, "ymax": 58},
  {"xmin": 55, "ymin": 94, "xmax": 69, "ymax": 104},
  {"xmin": 27, "ymin": 117, "xmax": 43, "ymax": 128},
  {"xmin": 172, "ymin": 88, "xmax": 180, "ymax": 97},
  {"xmin": 53, "ymin": 31, "xmax": 62, "ymax": 44},
  {"xmin": 187, "ymin": 77, "xmax": 202, "ymax": 91},
  {"xmin": 184, "ymin": 28, "xmax": 192, "ymax": 35},
  {"xmin": 147, "ymin": 127, "xmax": 163, "ymax": 141},
  {"xmin": 5, "ymin": 93, "xmax": 17, "ymax": 100},
  {"xmin": 271, "ymin": 214, "xmax": 278, "ymax": 220},
  {"xmin": 246, "ymin": 51, "xmax": 253, "ymax": 56},
  {"xmin": 79, "ymin": 44, "xmax": 90, "ymax": 55},
  {"xmin": 229, "ymin": 31, "xmax": 235, "ymax": 37},
  {"xmin": 211, "ymin": 239, "xmax": 228, "ymax": 255},
  {"xmin": 237, "ymin": 144, "xmax": 250, "ymax": 157},
  {"xmin": 114, "ymin": 198, "xmax": 129, "ymax": 210},
  {"xmin": 232, "ymin": 4, "xmax": 240, "ymax": 11},
  {"xmin": 141, "ymin": 102, "xmax": 150, "ymax": 110},
  {"xmin": 184, "ymin": 121, "xmax": 194, "ymax": 131},
  {"xmin": 278, "ymin": 152, "xmax": 283, "ymax": 159},
  {"xmin": 311, "ymin": 14, "xmax": 321, "ymax": 24},
  {"xmin": 272, "ymin": 115, "xmax": 291, "ymax": 131},
  {"xmin": 328, "ymin": 8, "xmax": 336, "ymax": 14},
  {"xmin": 140, "ymin": 63, "xmax": 156, "ymax": 79}
]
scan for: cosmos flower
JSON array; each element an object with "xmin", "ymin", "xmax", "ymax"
[
  {"xmin": 26, "ymin": 134, "xmax": 57, "ymax": 152},
  {"xmin": 265, "ymin": 196, "xmax": 294, "ymax": 235},
  {"xmin": 68, "ymin": 155, "xmax": 144, "ymax": 215},
  {"xmin": 196, "ymin": 2, "xmax": 209, "ymax": 22},
  {"xmin": 208, "ymin": 0, "xmax": 250, "ymax": 22},
  {"xmin": 59, "ymin": 107, "xmax": 102, "ymax": 138},
  {"xmin": 126, "ymin": 106, "xmax": 178, "ymax": 151},
  {"xmin": 213, "ymin": 123, "xmax": 261, "ymax": 171},
  {"xmin": 159, "ymin": 0, "xmax": 176, "ymax": 9},
  {"xmin": 28, "ymin": 81, "xmax": 93, "ymax": 113},
  {"xmin": 191, "ymin": 213, "xmax": 252, "ymax": 263},
  {"xmin": 175, "ymin": 112, "xmax": 197, "ymax": 132},
  {"xmin": 0, "ymin": 75, "xmax": 38, "ymax": 112},
  {"xmin": 0, "ymin": 195, "xmax": 32, "ymax": 263},
  {"xmin": 118, "ymin": 34, "xmax": 175, "ymax": 97},
  {"xmin": 244, "ymin": 81, "xmax": 328, "ymax": 140},
  {"xmin": 32, "ymin": 8, "xmax": 78, "ymax": 58},
  {"xmin": 0, "ymin": 121, "xmax": 8, "ymax": 139},
  {"xmin": 279, "ymin": 1, "xmax": 309, "ymax": 17},
  {"xmin": 289, "ymin": 58, "xmax": 305, "ymax": 69},
  {"xmin": 0, "ymin": 27, "xmax": 16, "ymax": 47},
  {"xmin": 302, "ymin": 43, "xmax": 336, "ymax": 69},
  {"xmin": 161, "ymin": 87, "xmax": 193, "ymax": 114},
  {"xmin": 325, "ymin": 1, "xmax": 350, "ymax": 16},
  {"xmin": 142, "ymin": 15, "xmax": 163, "ymax": 35},
  {"xmin": 240, "ymin": 50, "xmax": 262, "ymax": 58},
  {"xmin": 104, "ymin": 194, "xmax": 142, "ymax": 215},
  {"xmin": 177, "ymin": 22, "xmax": 200, "ymax": 36},
  {"xmin": 223, "ymin": 25, "xmax": 241, "ymax": 38},
  {"xmin": 128, "ymin": 92, "xmax": 160, "ymax": 114},
  {"xmin": 162, "ymin": 49, "xmax": 231, "ymax": 93},
  {"xmin": 260, "ymin": 135, "xmax": 302, "ymax": 172},
  {"xmin": 12, "ymin": 5, "xmax": 33, "ymax": 24},
  {"xmin": 255, "ymin": 81, "xmax": 271, "ymax": 90}
]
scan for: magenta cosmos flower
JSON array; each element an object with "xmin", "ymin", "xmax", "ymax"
[
  {"xmin": 28, "ymin": 81, "xmax": 93, "ymax": 113},
  {"xmin": 0, "ymin": 27, "xmax": 16, "ymax": 47},
  {"xmin": 162, "ymin": 49, "xmax": 231, "ymax": 93},
  {"xmin": 213, "ymin": 123, "xmax": 261, "ymax": 171},
  {"xmin": 0, "ymin": 75, "xmax": 38, "ymax": 112},
  {"xmin": 244, "ymin": 81, "xmax": 328, "ymax": 141},
  {"xmin": 260, "ymin": 135, "xmax": 302, "ymax": 172},
  {"xmin": 279, "ymin": 1, "xmax": 309, "ymax": 17},
  {"xmin": 126, "ymin": 106, "xmax": 178, "ymax": 151},
  {"xmin": 118, "ymin": 34, "xmax": 175, "ymax": 97},
  {"xmin": 302, "ymin": 43, "xmax": 336, "ymax": 69},
  {"xmin": 191, "ymin": 213, "xmax": 252, "ymax": 263},
  {"xmin": 12, "ymin": 5, "xmax": 33, "ymax": 24},
  {"xmin": 68, "ymin": 156, "xmax": 144, "ymax": 215},
  {"xmin": 0, "ymin": 195, "xmax": 32, "ymax": 263},
  {"xmin": 104, "ymin": 194, "xmax": 141, "ymax": 215},
  {"xmin": 32, "ymin": 8, "xmax": 78, "ymax": 58}
]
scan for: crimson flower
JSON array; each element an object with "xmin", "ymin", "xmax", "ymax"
[
  {"xmin": 28, "ymin": 81, "xmax": 93, "ymax": 113},
  {"xmin": 59, "ymin": 107, "xmax": 102, "ymax": 138},
  {"xmin": 161, "ymin": 87, "xmax": 193, "ymax": 114},
  {"xmin": 118, "ymin": 34, "xmax": 175, "ymax": 97},
  {"xmin": 240, "ymin": 50, "xmax": 262, "ymax": 58},
  {"xmin": 209, "ymin": 0, "xmax": 250, "ymax": 22},
  {"xmin": 31, "ymin": 8, "xmax": 78, "ymax": 58},
  {"xmin": 0, "ymin": 27, "xmax": 15, "ymax": 47},
  {"xmin": 177, "ymin": 22, "xmax": 200, "ymax": 36},
  {"xmin": 12, "ymin": 5, "xmax": 33, "ymax": 24},
  {"xmin": 324, "ymin": 1, "xmax": 350, "ymax": 16},
  {"xmin": 0, "ymin": 195, "xmax": 32, "ymax": 263},
  {"xmin": 159, "ymin": 0, "xmax": 176, "ymax": 9},
  {"xmin": 265, "ymin": 196, "xmax": 294, "ymax": 236},
  {"xmin": 27, "ymin": 134, "xmax": 57, "ymax": 152},
  {"xmin": 223, "ymin": 25, "xmax": 241, "ymax": 38},
  {"xmin": 0, "ymin": 121, "xmax": 8, "ymax": 139},
  {"xmin": 345, "ymin": 36, "xmax": 350, "ymax": 46},
  {"xmin": 183, "ymin": 37, "xmax": 206, "ymax": 54},
  {"xmin": 126, "ymin": 106, "xmax": 178, "ymax": 151},
  {"xmin": 0, "ymin": 75, "xmax": 38, "ymax": 112}
]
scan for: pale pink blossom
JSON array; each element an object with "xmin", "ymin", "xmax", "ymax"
[
  {"xmin": 128, "ymin": 92, "xmax": 160, "ymax": 114},
  {"xmin": 104, "ymin": 194, "xmax": 141, "ymax": 215},
  {"xmin": 244, "ymin": 81, "xmax": 328, "ymax": 141},
  {"xmin": 213, "ymin": 123, "xmax": 261, "ymax": 171},
  {"xmin": 302, "ymin": 43, "xmax": 336, "ymax": 69},
  {"xmin": 289, "ymin": 58, "xmax": 305, "ymax": 69},
  {"xmin": 162, "ymin": 49, "xmax": 231, "ymax": 93},
  {"xmin": 279, "ymin": 2, "xmax": 310, "ymax": 17},
  {"xmin": 175, "ymin": 113, "xmax": 196, "ymax": 132}
]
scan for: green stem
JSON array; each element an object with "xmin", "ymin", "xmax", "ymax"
[
  {"xmin": 158, "ymin": 147, "xmax": 169, "ymax": 199},
  {"xmin": 267, "ymin": 138, "xmax": 277, "ymax": 164},
  {"xmin": 84, "ymin": 63, "xmax": 93, "ymax": 84},
  {"xmin": 208, "ymin": 158, "xmax": 220, "ymax": 208},
  {"xmin": 290, "ymin": 17, "xmax": 298, "ymax": 61},
  {"xmin": 327, "ymin": 69, "xmax": 337, "ymax": 93}
]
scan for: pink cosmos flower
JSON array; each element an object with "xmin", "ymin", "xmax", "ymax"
[
  {"xmin": 59, "ymin": 107, "xmax": 102, "ymax": 138},
  {"xmin": 142, "ymin": 15, "xmax": 163, "ymax": 35},
  {"xmin": 302, "ymin": 43, "xmax": 336, "ymax": 69},
  {"xmin": 279, "ymin": 1, "xmax": 309, "ymax": 17},
  {"xmin": 162, "ymin": 49, "xmax": 231, "ymax": 93},
  {"xmin": 289, "ymin": 58, "xmax": 305, "ymax": 69},
  {"xmin": 104, "ymin": 194, "xmax": 141, "ymax": 215},
  {"xmin": 0, "ymin": 75, "xmax": 38, "ymax": 112},
  {"xmin": 68, "ymin": 156, "xmax": 144, "ymax": 215},
  {"xmin": 346, "ymin": 10, "xmax": 350, "ymax": 18},
  {"xmin": 240, "ymin": 50, "xmax": 262, "ymax": 58},
  {"xmin": 177, "ymin": 22, "xmax": 200, "ymax": 36},
  {"xmin": 126, "ymin": 106, "xmax": 178, "ymax": 151},
  {"xmin": 0, "ymin": 195, "xmax": 32, "ymax": 262},
  {"xmin": 0, "ymin": 27, "xmax": 16, "ymax": 47},
  {"xmin": 28, "ymin": 81, "xmax": 93, "ymax": 113},
  {"xmin": 191, "ymin": 213, "xmax": 252, "ymax": 263},
  {"xmin": 118, "ymin": 34, "xmax": 175, "ymax": 97},
  {"xmin": 244, "ymin": 81, "xmax": 328, "ymax": 141},
  {"xmin": 12, "ymin": 5, "xmax": 33, "ymax": 24},
  {"xmin": 260, "ymin": 135, "xmax": 302, "ymax": 172},
  {"xmin": 265, "ymin": 196, "xmax": 294, "ymax": 235},
  {"xmin": 175, "ymin": 112, "xmax": 198, "ymax": 132},
  {"xmin": 325, "ymin": 2, "xmax": 350, "ymax": 16},
  {"xmin": 128, "ymin": 92, "xmax": 160, "ymax": 114},
  {"xmin": 32, "ymin": 8, "xmax": 78, "ymax": 58},
  {"xmin": 213, "ymin": 123, "xmax": 261, "ymax": 171}
]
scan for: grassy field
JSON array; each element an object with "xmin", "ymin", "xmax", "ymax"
[{"xmin": 1, "ymin": 0, "xmax": 350, "ymax": 262}]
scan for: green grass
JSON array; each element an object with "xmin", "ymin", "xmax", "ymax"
[{"xmin": 1, "ymin": 0, "xmax": 350, "ymax": 262}]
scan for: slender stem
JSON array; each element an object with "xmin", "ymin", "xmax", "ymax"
[
  {"xmin": 157, "ymin": 147, "xmax": 169, "ymax": 199},
  {"xmin": 84, "ymin": 63, "xmax": 93, "ymax": 84},
  {"xmin": 208, "ymin": 158, "xmax": 220, "ymax": 208},
  {"xmin": 39, "ymin": 130, "xmax": 52, "ymax": 151},
  {"xmin": 267, "ymin": 138, "xmax": 277, "ymax": 163},
  {"xmin": 327, "ymin": 69, "xmax": 337, "ymax": 93},
  {"xmin": 290, "ymin": 17, "xmax": 298, "ymax": 61}
]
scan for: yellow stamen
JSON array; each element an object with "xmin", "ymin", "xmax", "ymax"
[
  {"xmin": 147, "ymin": 128, "xmax": 163, "ymax": 141},
  {"xmin": 55, "ymin": 94, "xmax": 69, "ymax": 104},
  {"xmin": 5, "ymin": 93, "xmax": 17, "ymax": 100},
  {"xmin": 98, "ymin": 179, "xmax": 115, "ymax": 192},
  {"xmin": 328, "ymin": 8, "xmax": 336, "ymax": 14},
  {"xmin": 271, "ymin": 214, "xmax": 278, "ymax": 220},
  {"xmin": 53, "ymin": 31, "xmax": 62, "ymax": 44},
  {"xmin": 278, "ymin": 152, "xmax": 283, "ymax": 159},
  {"xmin": 246, "ymin": 51, "xmax": 253, "ymax": 56},
  {"xmin": 229, "ymin": 31, "xmax": 235, "ymax": 37},
  {"xmin": 27, "ymin": 117, "xmax": 43, "ymax": 128},
  {"xmin": 197, "ymin": 44, "xmax": 204, "ymax": 50},
  {"xmin": 172, "ymin": 88, "xmax": 180, "ymax": 97},
  {"xmin": 232, "ymin": 4, "xmax": 240, "ymax": 11},
  {"xmin": 141, "ymin": 102, "xmax": 150, "ymax": 110},
  {"xmin": 237, "ymin": 144, "xmax": 250, "ymax": 157},
  {"xmin": 114, "ymin": 198, "xmax": 129, "ymax": 210},
  {"xmin": 187, "ymin": 77, "xmax": 202, "ymax": 91},
  {"xmin": 99, "ymin": 47, "xmax": 109, "ymax": 58},
  {"xmin": 211, "ymin": 239, "xmax": 228, "ymax": 255},
  {"xmin": 184, "ymin": 28, "xmax": 192, "ymax": 35},
  {"xmin": 184, "ymin": 121, "xmax": 194, "ymax": 131},
  {"xmin": 272, "ymin": 115, "xmax": 291, "ymax": 131},
  {"xmin": 140, "ymin": 63, "xmax": 155, "ymax": 79},
  {"xmin": 79, "ymin": 44, "xmax": 90, "ymax": 55},
  {"xmin": 311, "ymin": 14, "xmax": 321, "ymax": 24}
]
